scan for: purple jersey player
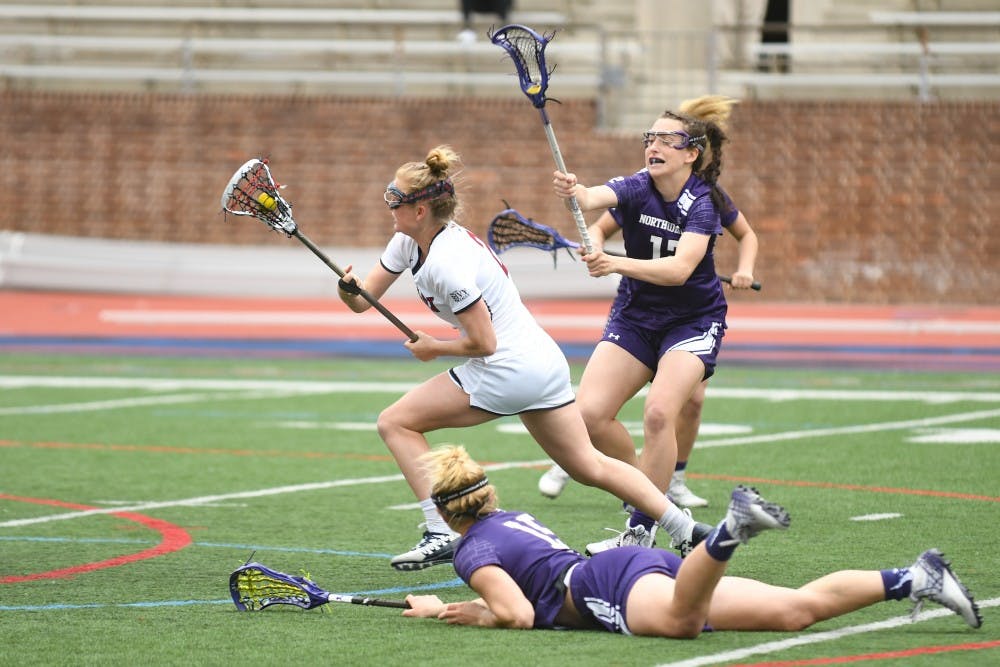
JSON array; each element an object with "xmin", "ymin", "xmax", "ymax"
[
  {"xmin": 402, "ymin": 445, "xmax": 982, "ymax": 636},
  {"xmin": 551, "ymin": 97, "xmax": 744, "ymax": 556},
  {"xmin": 538, "ymin": 182, "xmax": 759, "ymax": 509}
]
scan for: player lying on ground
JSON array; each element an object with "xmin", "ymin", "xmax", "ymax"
[{"xmin": 402, "ymin": 444, "xmax": 982, "ymax": 636}]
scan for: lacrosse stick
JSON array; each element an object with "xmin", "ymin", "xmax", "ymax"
[
  {"xmin": 490, "ymin": 24, "xmax": 594, "ymax": 255},
  {"xmin": 487, "ymin": 206, "xmax": 762, "ymax": 290},
  {"xmin": 230, "ymin": 562, "xmax": 410, "ymax": 612},
  {"xmin": 221, "ymin": 158, "xmax": 418, "ymax": 341}
]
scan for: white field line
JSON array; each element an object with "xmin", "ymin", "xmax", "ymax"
[
  {"xmin": 3, "ymin": 405, "xmax": 996, "ymax": 528},
  {"xmin": 2, "ymin": 373, "xmax": 994, "ymax": 664},
  {"xmin": 0, "ymin": 460, "xmax": 548, "ymax": 529},
  {"xmin": 0, "ymin": 390, "xmax": 312, "ymax": 415},
  {"xmin": 655, "ymin": 598, "xmax": 1000, "ymax": 667},
  {"xmin": 0, "ymin": 376, "xmax": 413, "ymax": 394},
  {"xmin": 2, "ymin": 376, "xmax": 999, "ymax": 404},
  {"xmin": 693, "ymin": 408, "xmax": 1000, "ymax": 449},
  {"xmin": 98, "ymin": 309, "xmax": 1000, "ymax": 335}
]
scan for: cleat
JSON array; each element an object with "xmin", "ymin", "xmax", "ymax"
[
  {"xmin": 390, "ymin": 531, "xmax": 458, "ymax": 571},
  {"xmin": 538, "ymin": 464, "xmax": 571, "ymax": 499},
  {"xmin": 669, "ymin": 511, "xmax": 714, "ymax": 557},
  {"xmin": 718, "ymin": 485, "xmax": 790, "ymax": 547},
  {"xmin": 585, "ymin": 523, "xmax": 656, "ymax": 556},
  {"xmin": 668, "ymin": 471, "xmax": 709, "ymax": 508},
  {"xmin": 909, "ymin": 548, "xmax": 982, "ymax": 628}
]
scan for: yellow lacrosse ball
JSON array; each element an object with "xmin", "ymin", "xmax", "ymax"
[
  {"xmin": 256, "ymin": 192, "xmax": 277, "ymax": 211},
  {"xmin": 526, "ymin": 83, "xmax": 541, "ymax": 94}
]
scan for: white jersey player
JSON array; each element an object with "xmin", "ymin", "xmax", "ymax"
[
  {"xmin": 337, "ymin": 145, "xmax": 708, "ymax": 572},
  {"xmin": 380, "ymin": 222, "xmax": 572, "ymax": 415}
]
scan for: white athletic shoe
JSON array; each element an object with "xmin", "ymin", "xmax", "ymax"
[
  {"xmin": 390, "ymin": 530, "xmax": 459, "ymax": 571},
  {"xmin": 718, "ymin": 485, "xmax": 790, "ymax": 547},
  {"xmin": 538, "ymin": 464, "xmax": 570, "ymax": 499},
  {"xmin": 909, "ymin": 548, "xmax": 982, "ymax": 628},
  {"xmin": 668, "ymin": 471, "xmax": 709, "ymax": 508},
  {"xmin": 584, "ymin": 523, "xmax": 656, "ymax": 556}
]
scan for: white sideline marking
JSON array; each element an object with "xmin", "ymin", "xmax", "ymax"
[
  {"xmin": 275, "ymin": 421, "xmax": 376, "ymax": 431},
  {"xmin": 0, "ymin": 460, "xmax": 548, "ymax": 529},
  {"xmin": 0, "ymin": 389, "xmax": 329, "ymax": 415},
  {"xmin": 655, "ymin": 598, "xmax": 1000, "ymax": 667},
  {"xmin": 94, "ymin": 500, "xmax": 247, "ymax": 508},
  {"xmin": 907, "ymin": 428, "xmax": 1000, "ymax": 443},
  {"xmin": 701, "ymin": 387, "xmax": 1000, "ymax": 405},
  {"xmin": 850, "ymin": 513, "xmax": 903, "ymax": 521},
  {"xmin": 387, "ymin": 502, "xmax": 422, "ymax": 511},
  {"xmin": 694, "ymin": 409, "xmax": 1000, "ymax": 449},
  {"xmin": 1, "ymin": 376, "xmax": 999, "ymax": 404},
  {"xmin": 496, "ymin": 421, "xmax": 753, "ymax": 437},
  {"xmin": 0, "ymin": 376, "xmax": 413, "ymax": 394}
]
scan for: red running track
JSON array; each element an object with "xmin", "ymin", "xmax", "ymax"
[{"xmin": 2, "ymin": 290, "xmax": 999, "ymax": 371}]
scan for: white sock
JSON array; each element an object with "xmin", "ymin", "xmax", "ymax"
[
  {"xmin": 420, "ymin": 498, "xmax": 456, "ymax": 536},
  {"xmin": 656, "ymin": 503, "xmax": 694, "ymax": 541}
]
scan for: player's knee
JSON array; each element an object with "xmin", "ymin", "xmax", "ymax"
[
  {"xmin": 666, "ymin": 616, "xmax": 704, "ymax": 639},
  {"xmin": 375, "ymin": 408, "xmax": 399, "ymax": 440},
  {"xmin": 642, "ymin": 404, "xmax": 675, "ymax": 435},
  {"xmin": 680, "ymin": 395, "xmax": 704, "ymax": 420},
  {"xmin": 774, "ymin": 607, "xmax": 816, "ymax": 631},
  {"xmin": 578, "ymin": 403, "xmax": 609, "ymax": 436}
]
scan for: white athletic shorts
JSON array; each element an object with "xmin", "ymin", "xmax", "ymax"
[{"xmin": 449, "ymin": 337, "xmax": 576, "ymax": 416}]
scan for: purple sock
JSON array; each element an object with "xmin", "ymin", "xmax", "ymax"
[
  {"xmin": 703, "ymin": 520, "xmax": 738, "ymax": 562},
  {"xmin": 627, "ymin": 510, "xmax": 656, "ymax": 532},
  {"xmin": 881, "ymin": 567, "xmax": 913, "ymax": 601}
]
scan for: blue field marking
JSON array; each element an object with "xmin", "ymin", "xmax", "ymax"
[
  {"xmin": 0, "ymin": 535, "xmax": 466, "ymax": 613},
  {"xmin": 1, "ymin": 577, "xmax": 467, "ymax": 613},
  {"xmin": 0, "ymin": 536, "xmax": 397, "ymax": 560},
  {"xmin": 0, "ymin": 600, "xmax": 234, "ymax": 611},
  {"xmin": 2, "ymin": 335, "xmax": 997, "ymax": 370}
]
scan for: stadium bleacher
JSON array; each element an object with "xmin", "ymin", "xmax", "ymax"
[{"xmin": 0, "ymin": 1, "xmax": 997, "ymax": 117}]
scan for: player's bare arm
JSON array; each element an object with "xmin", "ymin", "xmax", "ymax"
[{"xmin": 586, "ymin": 232, "xmax": 709, "ymax": 284}]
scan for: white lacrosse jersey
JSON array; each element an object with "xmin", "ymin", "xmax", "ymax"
[
  {"xmin": 380, "ymin": 222, "xmax": 574, "ymax": 414},
  {"xmin": 380, "ymin": 222, "xmax": 539, "ymax": 361}
]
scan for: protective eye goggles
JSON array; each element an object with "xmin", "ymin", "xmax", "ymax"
[
  {"xmin": 642, "ymin": 130, "xmax": 705, "ymax": 150},
  {"xmin": 384, "ymin": 179, "xmax": 455, "ymax": 209}
]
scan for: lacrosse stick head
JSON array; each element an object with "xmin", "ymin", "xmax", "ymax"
[
  {"xmin": 221, "ymin": 158, "xmax": 297, "ymax": 237},
  {"xmin": 489, "ymin": 24, "xmax": 554, "ymax": 108},
  {"xmin": 230, "ymin": 562, "xmax": 328, "ymax": 611},
  {"xmin": 487, "ymin": 206, "xmax": 579, "ymax": 267}
]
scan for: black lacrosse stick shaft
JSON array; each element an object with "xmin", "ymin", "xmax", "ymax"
[
  {"xmin": 343, "ymin": 595, "xmax": 411, "ymax": 609},
  {"xmin": 293, "ymin": 230, "xmax": 419, "ymax": 341}
]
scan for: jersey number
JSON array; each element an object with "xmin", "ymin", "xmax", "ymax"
[
  {"xmin": 649, "ymin": 236, "xmax": 678, "ymax": 258},
  {"xmin": 503, "ymin": 514, "xmax": 570, "ymax": 550}
]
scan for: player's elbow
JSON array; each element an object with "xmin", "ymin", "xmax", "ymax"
[
  {"xmin": 467, "ymin": 332, "xmax": 497, "ymax": 357},
  {"xmin": 490, "ymin": 600, "xmax": 535, "ymax": 629},
  {"xmin": 496, "ymin": 609, "xmax": 535, "ymax": 629}
]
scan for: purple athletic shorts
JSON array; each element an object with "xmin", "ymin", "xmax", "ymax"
[
  {"xmin": 601, "ymin": 309, "xmax": 725, "ymax": 380},
  {"xmin": 569, "ymin": 547, "xmax": 683, "ymax": 635}
]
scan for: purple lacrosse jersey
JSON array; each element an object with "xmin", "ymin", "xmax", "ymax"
[
  {"xmin": 605, "ymin": 170, "xmax": 728, "ymax": 322},
  {"xmin": 452, "ymin": 510, "xmax": 585, "ymax": 629}
]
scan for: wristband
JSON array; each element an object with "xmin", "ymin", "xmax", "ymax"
[{"xmin": 338, "ymin": 277, "xmax": 362, "ymax": 295}]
